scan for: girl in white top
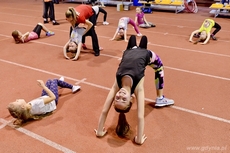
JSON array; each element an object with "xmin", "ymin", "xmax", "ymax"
[
  {"xmin": 110, "ymin": 17, "xmax": 142, "ymax": 42},
  {"xmin": 7, "ymin": 77, "xmax": 80, "ymax": 126},
  {"xmin": 63, "ymin": 27, "xmax": 85, "ymax": 60}
]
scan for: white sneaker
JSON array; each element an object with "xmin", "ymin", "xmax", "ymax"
[
  {"xmin": 59, "ymin": 76, "xmax": 64, "ymax": 81},
  {"xmin": 103, "ymin": 21, "xmax": 109, "ymax": 25},
  {"xmin": 72, "ymin": 85, "xmax": 81, "ymax": 93},
  {"xmin": 155, "ymin": 96, "xmax": 174, "ymax": 107},
  {"xmin": 137, "ymin": 33, "xmax": 142, "ymax": 37}
]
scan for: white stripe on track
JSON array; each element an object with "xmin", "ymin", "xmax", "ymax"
[{"xmin": 0, "ymin": 118, "xmax": 76, "ymax": 153}]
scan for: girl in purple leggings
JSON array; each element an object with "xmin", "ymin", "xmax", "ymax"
[
  {"xmin": 7, "ymin": 77, "xmax": 80, "ymax": 126},
  {"xmin": 110, "ymin": 17, "xmax": 142, "ymax": 42}
]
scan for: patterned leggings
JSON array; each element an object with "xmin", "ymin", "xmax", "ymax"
[
  {"xmin": 155, "ymin": 67, "xmax": 164, "ymax": 90},
  {"xmin": 41, "ymin": 79, "xmax": 73, "ymax": 104}
]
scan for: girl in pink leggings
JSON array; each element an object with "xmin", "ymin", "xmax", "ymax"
[{"xmin": 110, "ymin": 17, "xmax": 142, "ymax": 42}]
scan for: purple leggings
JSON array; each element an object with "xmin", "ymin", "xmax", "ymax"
[
  {"xmin": 41, "ymin": 79, "xmax": 73, "ymax": 104},
  {"xmin": 128, "ymin": 18, "xmax": 140, "ymax": 34}
]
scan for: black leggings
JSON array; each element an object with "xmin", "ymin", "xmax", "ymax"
[
  {"xmin": 43, "ymin": 1, "xmax": 56, "ymax": 21},
  {"xmin": 33, "ymin": 24, "xmax": 42, "ymax": 38},
  {"xmin": 212, "ymin": 22, "xmax": 221, "ymax": 36},
  {"xmin": 96, "ymin": 7, "xmax": 107, "ymax": 22}
]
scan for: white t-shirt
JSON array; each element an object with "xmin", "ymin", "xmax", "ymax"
[
  {"xmin": 70, "ymin": 27, "xmax": 85, "ymax": 44},
  {"xmin": 118, "ymin": 17, "xmax": 129, "ymax": 30},
  {"xmin": 29, "ymin": 96, "xmax": 56, "ymax": 115},
  {"xmin": 92, "ymin": 6, "xmax": 99, "ymax": 15}
]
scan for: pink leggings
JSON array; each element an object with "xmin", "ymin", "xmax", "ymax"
[{"xmin": 128, "ymin": 18, "xmax": 140, "ymax": 34}]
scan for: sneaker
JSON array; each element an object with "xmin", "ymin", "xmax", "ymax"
[
  {"xmin": 211, "ymin": 34, "xmax": 217, "ymax": 40},
  {"xmin": 46, "ymin": 31, "xmax": 55, "ymax": 36},
  {"xmin": 59, "ymin": 76, "xmax": 64, "ymax": 81},
  {"xmin": 53, "ymin": 21, "xmax": 60, "ymax": 25},
  {"xmin": 151, "ymin": 24, "xmax": 156, "ymax": 27},
  {"xmin": 94, "ymin": 51, "xmax": 100, "ymax": 56},
  {"xmin": 103, "ymin": 21, "xmax": 109, "ymax": 25},
  {"xmin": 72, "ymin": 85, "xmax": 81, "ymax": 93},
  {"xmin": 82, "ymin": 43, "xmax": 87, "ymax": 50},
  {"xmin": 99, "ymin": 47, "xmax": 103, "ymax": 51},
  {"xmin": 137, "ymin": 33, "xmax": 142, "ymax": 37},
  {"xmin": 155, "ymin": 96, "xmax": 174, "ymax": 107},
  {"xmin": 44, "ymin": 20, "xmax": 49, "ymax": 24}
]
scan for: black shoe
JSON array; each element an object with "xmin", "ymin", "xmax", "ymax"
[
  {"xmin": 53, "ymin": 21, "xmax": 60, "ymax": 25},
  {"xmin": 211, "ymin": 35, "xmax": 217, "ymax": 40},
  {"xmin": 44, "ymin": 20, "xmax": 49, "ymax": 24},
  {"xmin": 94, "ymin": 52, "xmax": 100, "ymax": 56}
]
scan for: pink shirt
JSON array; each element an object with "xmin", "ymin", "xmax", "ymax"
[
  {"xmin": 24, "ymin": 32, "xmax": 38, "ymax": 42},
  {"xmin": 136, "ymin": 12, "xmax": 145, "ymax": 25}
]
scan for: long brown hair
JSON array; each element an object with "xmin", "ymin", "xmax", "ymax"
[{"xmin": 114, "ymin": 103, "xmax": 133, "ymax": 137}]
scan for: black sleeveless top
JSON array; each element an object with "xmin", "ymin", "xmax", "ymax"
[{"xmin": 116, "ymin": 47, "xmax": 151, "ymax": 94}]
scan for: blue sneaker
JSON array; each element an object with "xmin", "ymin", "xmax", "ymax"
[{"xmin": 46, "ymin": 31, "xmax": 55, "ymax": 36}]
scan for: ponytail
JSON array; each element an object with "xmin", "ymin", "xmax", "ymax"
[{"xmin": 116, "ymin": 113, "xmax": 130, "ymax": 137}]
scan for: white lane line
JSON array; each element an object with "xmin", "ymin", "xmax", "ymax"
[
  {"xmin": 164, "ymin": 66, "xmax": 230, "ymax": 81},
  {"xmin": 172, "ymin": 106, "xmax": 230, "ymax": 124},
  {"xmin": 0, "ymin": 59, "xmax": 229, "ymax": 124},
  {"xmin": 0, "ymin": 118, "xmax": 76, "ymax": 153},
  {"xmin": 0, "ymin": 118, "xmax": 11, "ymax": 129}
]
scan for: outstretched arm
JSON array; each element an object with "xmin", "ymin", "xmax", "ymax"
[
  {"xmin": 63, "ymin": 40, "xmax": 71, "ymax": 59},
  {"xmin": 37, "ymin": 80, "xmax": 56, "ymax": 104},
  {"xmin": 189, "ymin": 30, "xmax": 200, "ymax": 43},
  {"xmin": 72, "ymin": 42, "xmax": 82, "ymax": 61},
  {"xmin": 134, "ymin": 77, "xmax": 147, "ymax": 145},
  {"xmin": 201, "ymin": 32, "xmax": 210, "ymax": 45},
  {"xmin": 95, "ymin": 80, "xmax": 119, "ymax": 137},
  {"xmin": 124, "ymin": 30, "xmax": 128, "ymax": 42},
  {"xmin": 110, "ymin": 28, "xmax": 119, "ymax": 40},
  {"xmin": 143, "ymin": 16, "xmax": 150, "ymax": 26}
]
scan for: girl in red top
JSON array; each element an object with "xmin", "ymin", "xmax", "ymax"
[{"xmin": 65, "ymin": 5, "xmax": 101, "ymax": 56}]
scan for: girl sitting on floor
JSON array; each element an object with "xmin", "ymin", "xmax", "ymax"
[
  {"xmin": 11, "ymin": 23, "xmax": 54, "ymax": 44},
  {"xmin": 135, "ymin": 7, "xmax": 156, "ymax": 28}
]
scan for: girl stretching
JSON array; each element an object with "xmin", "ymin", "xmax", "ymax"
[
  {"xmin": 192, "ymin": 19, "xmax": 221, "ymax": 41},
  {"xmin": 65, "ymin": 5, "xmax": 101, "ymax": 56},
  {"xmin": 135, "ymin": 7, "xmax": 156, "ymax": 28},
  {"xmin": 110, "ymin": 17, "xmax": 142, "ymax": 42},
  {"xmin": 7, "ymin": 77, "xmax": 80, "ymax": 126},
  {"xmin": 63, "ymin": 27, "xmax": 85, "ymax": 60},
  {"xmin": 11, "ymin": 23, "xmax": 54, "ymax": 44},
  {"xmin": 95, "ymin": 35, "xmax": 174, "ymax": 145}
]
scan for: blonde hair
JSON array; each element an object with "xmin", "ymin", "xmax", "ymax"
[
  {"xmin": 65, "ymin": 7, "xmax": 77, "ymax": 27},
  {"xmin": 7, "ymin": 102, "xmax": 31, "ymax": 123}
]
